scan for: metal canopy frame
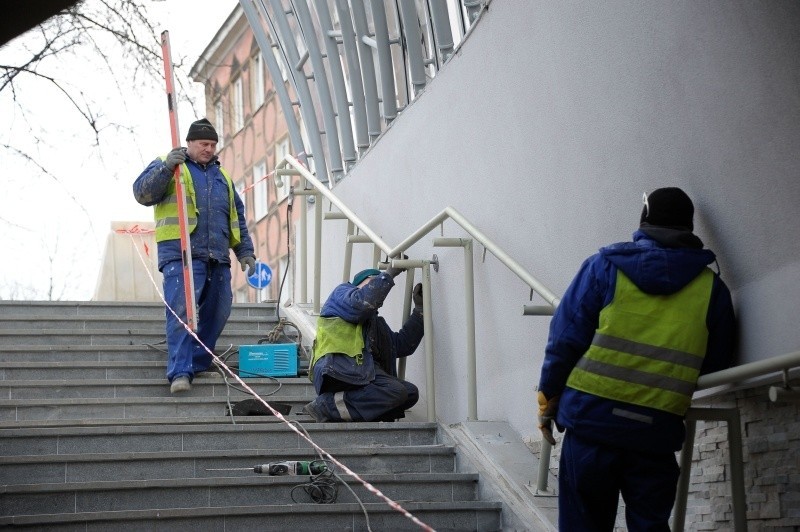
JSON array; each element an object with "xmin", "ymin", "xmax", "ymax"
[{"xmin": 239, "ymin": 0, "xmax": 488, "ymax": 185}]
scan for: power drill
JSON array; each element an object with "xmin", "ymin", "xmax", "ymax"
[{"xmin": 253, "ymin": 460, "xmax": 327, "ymax": 476}]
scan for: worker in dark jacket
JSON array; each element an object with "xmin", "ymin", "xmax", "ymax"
[
  {"xmin": 133, "ymin": 118, "xmax": 255, "ymax": 394},
  {"xmin": 303, "ymin": 266, "xmax": 424, "ymax": 422},
  {"xmin": 537, "ymin": 187, "xmax": 736, "ymax": 531}
]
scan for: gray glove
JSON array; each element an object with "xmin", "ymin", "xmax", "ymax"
[
  {"xmin": 239, "ymin": 256, "xmax": 256, "ymax": 276},
  {"xmin": 385, "ymin": 254, "xmax": 408, "ymax": 278},
  {"xmin": 165, "ymin": 147, "xmax": 186, "ymax": 171},
  {"xmin": 412, "ymin": 283, "xmax": 423, "ymax": 311}
]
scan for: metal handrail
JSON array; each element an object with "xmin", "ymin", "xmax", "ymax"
[{"xmin": 276, "ymin": 154, "xmax": 560, "ymax": 423}]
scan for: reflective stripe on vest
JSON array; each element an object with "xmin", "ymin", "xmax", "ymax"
[
  {"xmin": 566, "ymin": 268, "xmax": 714, "ymax": 416},
  {"xmin": 153, "ymin": 157, "xmax": 241, "ymax": 247},
  {"xmin": 308, "ymin": 316, "xmax": 365, "ymax": 382}
]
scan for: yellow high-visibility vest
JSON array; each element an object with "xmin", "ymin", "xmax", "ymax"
[
  {"xmin": 308, "ymin": 316, "xmax": 365, "ymax": 382},
  {"xmin": 153, "ymin": 158, "xmax": 241, "ymax": 247},
  {"xmin": 566, "ymin": 268, "xmax": 714, "ymax": 416}
]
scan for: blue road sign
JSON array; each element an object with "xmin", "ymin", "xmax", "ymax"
[{"xmin": 247, "ymin": 261, "xmax": 272, "ymax": 289}]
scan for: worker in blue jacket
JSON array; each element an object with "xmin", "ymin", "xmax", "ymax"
[
  {"xmin": 303, "ymin": 266, "xmax": 424, "ymax": 422},
  {"xmin": 133, "ymin": 118, "xmax": 255, "ymax": 394},
  {"xmin": 537, "ymin": 187, "xmax": 736, "ymax": 531}
]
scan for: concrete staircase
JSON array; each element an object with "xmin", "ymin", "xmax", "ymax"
[{"xmin": 0, "ymin": 301, "xmax": 503, "ymax": 530}]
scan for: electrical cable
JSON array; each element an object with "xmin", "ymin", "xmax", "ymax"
[
  {"xmin": 275, "ymin": 191, "xmax": 293, "ymax": 321},
  {"xmin": 287, "ymin": 420, "xmax": 373, "ymax": 531}
]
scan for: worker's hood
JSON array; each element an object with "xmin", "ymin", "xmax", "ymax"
[{"xmin": 600, "ymin": 229, "xmax": 716, "ymax": 295}]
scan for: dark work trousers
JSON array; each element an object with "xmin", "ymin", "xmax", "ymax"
[
  {"xmin": 559, "ymin": 431, "xmax": 679, "ymax": 532},
  {"xmin": 162, "ymin": 259, "xmax": 232, "ymax": 382},
  {"xmin": 317, "ymin": 367, "xmax": 419, "ymax": 421}
]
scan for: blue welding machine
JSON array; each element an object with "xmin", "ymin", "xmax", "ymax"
[{"xmin": 238, "ymin": 343, "xmax": 298, "ymax": 378}]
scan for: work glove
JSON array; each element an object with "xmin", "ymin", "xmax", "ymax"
[
  {"xmin": 384, "ymin": 254, "xmax": 409, "ymax": 278},
  {"xmin": 164, "ymin": 147, "xmax": 186, "ymax": 171},
  {"xmin": 537, "ymin": 391, "xmax": 561, "ymax": 446},
  {"xmin": 412, "ymin": 283, "xmax": 423, "ymax": 311},
  {"xmin": 239, "ymin": 256, "xmax": 256, "ymax": 276}
]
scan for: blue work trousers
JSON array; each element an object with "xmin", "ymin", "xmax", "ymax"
[
  {"xmin": 317, "ymin": 367, "xmax": 418, "ymax": 421},
  {"xmin": 559, "ymin": 431, "xmax": 679, "ymax": 532},
  {"xmin": 162, "ymin": 259, "xmax": 232, "ymax": 382}
]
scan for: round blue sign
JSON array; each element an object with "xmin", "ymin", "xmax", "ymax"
[{"xmin": 247, "ymin": 261, "xmax": 272, "ymax": 289}]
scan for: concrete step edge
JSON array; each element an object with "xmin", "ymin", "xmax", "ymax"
[
  {"xmin": 0, "ymin": 500, "xmax": 503, "ymax": 527},
  {"xmin": 3, "ymin": 472, "xmax": 480, "ymax": 493},
  {"xmin": 1, "ymin": 444, "xmax": 453, "ymax": 465},
  {"xmin": 0, "ymin": 420, "xmax": 438, "ymax": 436}
]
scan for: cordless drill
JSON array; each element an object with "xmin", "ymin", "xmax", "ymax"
[{"xmin": 253, "ymin": 460, "xmax": 328, "ymax": 476}]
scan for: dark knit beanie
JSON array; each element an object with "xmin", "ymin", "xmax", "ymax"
[
  {"xmin": 352, "ymin": 268, "xmax": 380, "ymax": 286},
  {"xmin": 640, "ymin": 187, "xmax": 694, "ymax": 230},
  {"xmin": 186, "ymin": 118, "xmax": 219, "ymax": 142}
]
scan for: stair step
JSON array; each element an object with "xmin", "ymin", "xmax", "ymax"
[
  {"xmin": 0, "ymin": 330, "xmax": 285, "ymax": 347},
  {"xmin": 0, "ymin": 445, "xmax": 457, "ymax": 484},
  {"xmin": 0, "ymin": 301, "xmax": 277, "ymax": 319},
  {"xmin": 0, "ymin": 316, "xmax": 283, "ymax": 332},
  {"xmin": 0, "ymin": 378, "xmax": 313, "ymax": 399},
  {"xmin": 0, "ymin": 422, "xmax": 440, "ymax": 456},
  {"xmin": 0, "ymin": 500, "xmax": 503, "ymax": 531},
  {"xmin": 1, "ymin": 472, "xmax": 481, "ymax": 516},
  {"xmin": 0, "ymin": 345, "xmax": 182, "ymax": 363},
  {"xmin": 0, "ymin": 395, "xmax": 315, "ymax": 421}
]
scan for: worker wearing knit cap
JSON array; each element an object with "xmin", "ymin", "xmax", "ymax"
[
  {"xmin": 303, "ymin": 265, "xmax": 425, "ymax": 423},
  {"xmin": 133, "ymin": 118, "xmax": 256, "ymax": 394},
  {"xmin": 537, "ymin": 187, "xmax": 736, "ymax": 530}
]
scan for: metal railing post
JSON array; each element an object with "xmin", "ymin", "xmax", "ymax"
[
  {"xmin": 422, "ymin": 261, "xmax": 435, "ymax": 422},
  {"xmin": 536, "ymin": 437, "xmax": 554, "ymax": 495},
  {"xmin": 434, "ymin": 237, "xmax": 477, "ymax": 421},
  {"xmin": 397, "ymin": 267, "xmax": 416, "ymax": 381},
  {"xmin": 393, "ymin": 258, "xmax": 436, "ymax": 422},
  {"xmin": 313, "ymin": 191, "xmax": 323, "ymax": 313},
  {"xmin": 675, "ymin": 408, "xmax": 746, "ymax": 531},
  {"xmin": 673, "ymin": 414, "xmax": 697, "ymax": 531}
]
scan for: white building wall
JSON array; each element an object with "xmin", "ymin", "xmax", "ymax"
[{"xmin": 298, "ymin": 2, "xmax": 800, "ymax": 512}]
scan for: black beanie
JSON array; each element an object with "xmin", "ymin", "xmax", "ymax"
[
  {"xmin": 640, "ymin": 187, "xmax": 694, "ymax": 230},
  {"xmin": 186, "ymin": 118, "xmax": 219, "ymax": 142}
]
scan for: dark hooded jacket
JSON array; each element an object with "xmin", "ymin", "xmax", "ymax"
[
  {"xmin": 310, "ymin": 272, "xmax": 424, "ymax": 394},
  {"xmin": 538, "ymin": 228, "xmax": 736, "ymax": 452}
]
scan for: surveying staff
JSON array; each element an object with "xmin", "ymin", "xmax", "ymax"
[
  {"xmin": 133, "ymin": 118, "xmax": 256, "ymax": 394},
  {"xmin": 303, "ymin": 266, "xmax": 424, "ymax": 422},
  {"xmin": 537, "ymin": 187, "xmax": 736, "ymax": 531}
]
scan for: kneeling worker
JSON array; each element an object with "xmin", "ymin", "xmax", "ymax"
[{"xmin": 303, "ymin": 265, "xmax": 424, "ymax": 422}]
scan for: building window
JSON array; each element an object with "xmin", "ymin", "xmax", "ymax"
[
  {"xmin": 214, "ymin": 99, "xmax": 225, "ymax": 148},
  {"xmin": 235, "ymin": 287, "xmax": 248, "ymax": 303},
  {"xmin": 252, "ymin": 53, "xmax": 265, "ymax": 109},
  {"xmin": 275, "ymin": 137, "xmax": 291, "ymax": 202},
  {"xmin": 253, "ymin": 160, "xmax": 267, "ymax": 221},
  {"xmin": 233, "ymin": 77, "xmax": 244, "ymax": 132}
]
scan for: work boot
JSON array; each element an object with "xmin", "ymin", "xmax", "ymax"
[
  {"xmin": 170, "ymin": 376, "xmax": 191, "ymax": 394},
  {"xmin": 302, "ymin": 398, "xmax": 329, "ymax": 422}
]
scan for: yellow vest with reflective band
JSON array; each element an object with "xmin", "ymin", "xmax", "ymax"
[
  {"xmin": 566, "ymin": 268, "xmax": 714, "ymax": 416},
  {"xmin": 153, "ymin": 157, "xmax": 241, "ymax": 247},
  {"xmin": 308, "ymin": 316, "xmax": 365, "ymax": 382}
]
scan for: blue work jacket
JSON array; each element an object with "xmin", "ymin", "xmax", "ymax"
[
  {"xmin": 311, "ymin": 272, "xmax": 424, "ymax": 394},
  {"xmin": 133, "ymin": 153, "xmax": 254, "ymax": 270},
  {"xmin": 538, "ymin": 228, "xmax": 736, "ymax": 452}
]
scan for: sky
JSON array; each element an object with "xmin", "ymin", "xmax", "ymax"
[{"xmin": 0, "ymin": 0, "xmax": 239, "ymax": 300}]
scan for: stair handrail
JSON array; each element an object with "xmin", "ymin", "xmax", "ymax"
[
  {"xmin": 278, "ymin": 154, "xmax": 561, "ymax": 308},
  {"xmin": 276, "ymin": 154, "xmax": 560, "ymax": 423}
]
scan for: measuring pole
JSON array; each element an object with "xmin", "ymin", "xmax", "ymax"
[{"xmin": 160, "ymin": 30, "xmax": 197, "ymax": 331}]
